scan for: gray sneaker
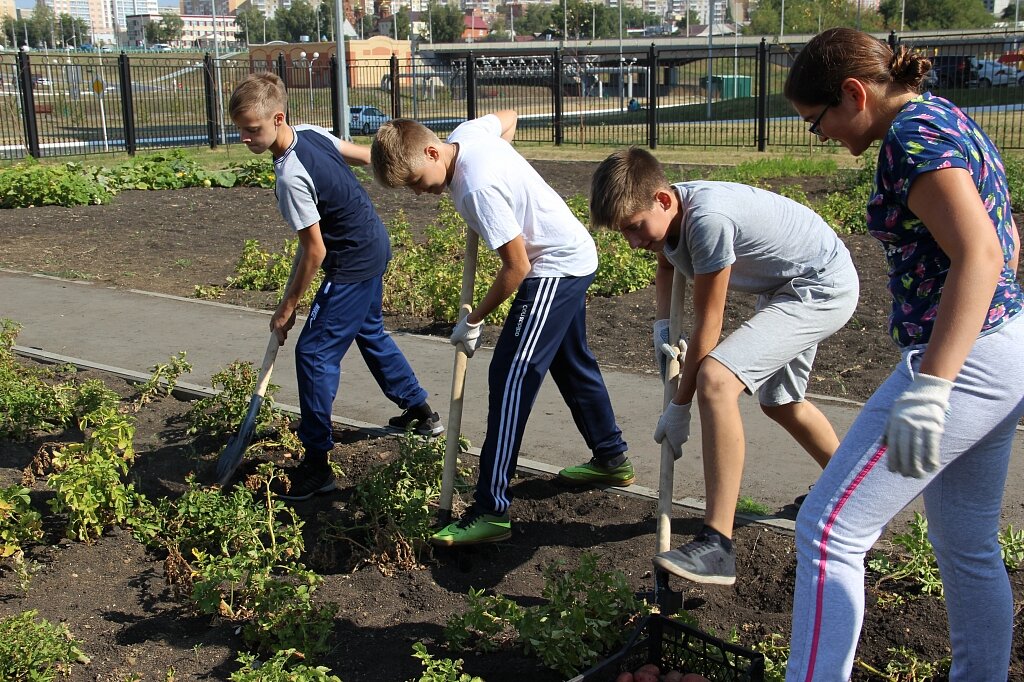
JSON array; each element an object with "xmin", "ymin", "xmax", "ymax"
[{"xmin": 652, "ymin": 531, "xmax": 736, "ymax": 585}]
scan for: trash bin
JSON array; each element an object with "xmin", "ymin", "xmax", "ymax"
[
  {"xmin": 720, "ymin": 74, "xmax": 752, "ymax": 98},
  {"xmin": 698, "ymin": 75, "xmax": 723, "ymax": 97}
]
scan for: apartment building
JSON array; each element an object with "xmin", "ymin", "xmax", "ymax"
[{"xmin": 125, "ymin": 10, "xmax": 238, "ymax": 46}]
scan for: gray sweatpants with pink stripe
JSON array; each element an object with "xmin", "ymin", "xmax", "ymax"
[{"xmin": 787, "ymin": 314, "xmax": 1024, "ymax": 682}]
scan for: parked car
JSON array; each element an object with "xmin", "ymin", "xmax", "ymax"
[
  {"xmin": 349, "ymin": 105, "xmax": 390, "ymax": 135},
  {"xmin": 929, "ymin": 55, "xmax": 980, "ymax": 88},
  {"xmin": 32, "ymin": 76, "xmax": 52, "ymax": 88},
  {"xmin": 975, "ymin": 59, "xmax": 1017, "ymax": 87},
  {"xmin": 150, "ymin": 43, "xmax": 172, "ymax": 52}
]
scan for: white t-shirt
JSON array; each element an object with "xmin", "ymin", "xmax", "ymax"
[{"xmin": 446, "ymin": 115, "xmax": 597, "ymax": 278}]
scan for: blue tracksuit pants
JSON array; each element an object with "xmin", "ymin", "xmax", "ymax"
[
  {"xmin": 474, "ymin": 273, "xmax": 627, "ymax": 514},
  {"xmin": 295, "ymin": 274, "xmax": 428, "ymax": 453}
]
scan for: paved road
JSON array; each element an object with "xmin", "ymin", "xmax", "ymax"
[{"xmin": 4, "ymin": 268, "xmax": 1023, "ymax": 529}]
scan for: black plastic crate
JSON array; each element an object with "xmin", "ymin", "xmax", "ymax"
[{"xmin": 569, "ymin": 614, "xmax": 765, "ymax": 682}]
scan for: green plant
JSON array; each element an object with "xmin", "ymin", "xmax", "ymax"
[
  {"xmin": 565, "ymin": 194, "xmax": 657, "ymax": 297},
  {"xmin": 0, "ymin": 485, "xmax": 43, "ymax": 557},
  {"xmin": 134, "ymin": 351, "xmax": 193, "ymax": 410},
  {"xmin": 348, "ymin": 433, "xmax": 470, "ymax": 569},
  {"xmin": 225, "ymin": 239, "xmax": 321, "ymax": 308},
  {"xmin": 185, "ymin": 360, "xmax": 279, "ymax": 440},
  {"xmin": 0, "ymin": 160, "xmax": 113, "ymax": 208},
  {"xmin": 46, "ymin": 403, "xmax": 143, "ymax": 543},
  {"xmin": 752, "ymin": 633, "xmax": 789, "ymax": 682},
  {"xmin": 443, "ymin": 588, "xmax": 524, "ymax": 652},
  {"xmin": 0, "ymin": 610, "xmax": 90, "ymax": 681},
  {"xmin": 855, "ymin": 646, "xmax": 951, "ymax": 681},
  {"xmin": 999, "ymin": 524, "xmax": 1024, "ymax": 570},
  {"xmin": 735, "ymin": 496, "xmax": 772, "ymax": 516},
  {"xmin": 97, "ymin": 149, "xmax": 235, "ymax": 191},
  {"xmin": 867, "ymin": 512, "xmax": 943, "ymax": 596},
  {"xmin": 409, "ymin": 642, "xmax": 484, "ymax": 682},
  {"xmin": 193, "ymin": 284, "xmax": 225, "ymax": 299},
  {"xmin": 242, "ymin": 568, "xmax": 338, "ymax": 658},
  {"xmin": 384, "ymin": 199, "xmax": 508, "ymax": 324},
  {"xmin": 517, "ymin": 553, "xmax": 651, "ymax": 676},
  {"xmin": 231, "ymin": 157, "xmax": 276, "ymax": 189},
  {"xmin": 230, "ymin": 649, "xmax": 343, "ymax": 681},
  {"xmin": 447, "ymin": 553, "xmax": 652, "ymax": 678},
  {"xmin": 0, "ymin": 320, "xmax": 78, "ymax": 439}
]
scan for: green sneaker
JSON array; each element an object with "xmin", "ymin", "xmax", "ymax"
[
  {"xmin": 558, "ymin": 458, "xmax": 636, "ymax": 487},
  {"xmin": 430, "ymin": 508, "xmax": 511, "ymax": 546}
]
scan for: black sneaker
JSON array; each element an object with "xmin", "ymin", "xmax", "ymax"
[
  {"xmin": 389, "ymin": 403, "xmax": 445, "ymax": 437},
  {"xmin": 272, "ymin": 463, "xmax": 336, "ymax": 501},
  {"xmin": 652, "ymin": 530, "xmax": 736, "ymax": 585},
  {"xmin": 792, "ymin": 484, "xmax": 814, "ymax": 509}
]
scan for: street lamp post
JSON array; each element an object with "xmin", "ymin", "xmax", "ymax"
[
  {"xmin": 618, "ymin": 0, "xmax": 623, "ymax": 110},
  {"xmin": 300, "ymin": 50, "xmax": 319, "ymax": 119},
  {"xmin": 900, "ymin": 0, "xmax": 906, "ymax": 32},
  {"xmin": 780, "ymin": 0, "xmax": 785, "ymax": 40}
]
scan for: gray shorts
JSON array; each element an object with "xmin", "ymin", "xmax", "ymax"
[{"xmin": 708, "ymin": 260, "xmax": 859, "ymax": 406}]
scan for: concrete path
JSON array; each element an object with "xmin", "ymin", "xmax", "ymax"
[{"xmin": 4, "ymin": 268, "xmax": 1023, "ymax": 529}]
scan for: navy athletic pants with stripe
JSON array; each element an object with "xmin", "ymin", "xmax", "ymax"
[
  {"xmin": 475, "ymin": 273, "xmax": 627, "ymax": 514},
  {"xmin": 295, "ymin": 274, "xmax": 428, "ymax": 454}
]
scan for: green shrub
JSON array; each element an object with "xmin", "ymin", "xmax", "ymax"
[
  {"xmin": 231, "ymin": 157, "xmax": 277, "ymax": 188},
  {"xmin": 0, "ymin": 610, "xmax": 89, "ymax": 681},
  {"xmin": 0, "ymin": 485, "xmax": 43, "ymax": 562},
  {"xmin": 410, "ymin": 642, "xmax": 484, "ymax": 682},
  {"xmin": 565, "ymin": 194, "xmax": 657, "ymax": 297},
  {"xmin": 184, "ymin": 360, "xmax": 279, "ymax": 440},
  {"xmin": 0, "ymin": 160, "xmax": 113, "ymax": 208},
  {"xmin": 98, "ymin": 149, "xmax": 235, "ymax": 190}
]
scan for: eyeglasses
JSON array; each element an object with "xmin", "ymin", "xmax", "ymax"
[{"xmin": 808, "ymin": 103, "xmax": 831, "ymax": 137}]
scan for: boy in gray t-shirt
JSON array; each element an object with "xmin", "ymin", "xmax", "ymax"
[{"xmin": 591, "ymin": 148, "xmax": 859, "ymax": 585}]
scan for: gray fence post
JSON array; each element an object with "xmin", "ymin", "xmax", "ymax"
[
  {"xmin": 552, "ymin": 49, "xmax": 562, "ymax": 146},
  {"xmin": 203, "ymin": 53, "xmax": 217, "ymax": 149},
  {"xmin": 647, "ymin": 43, "xmax": 658, "ymax": 149},
  {"xmin": 118, "ymin": 52, "xmax": 136, "ymax": 156},
  {"xmin": 466, "ymin": 52, "xmax": 476, "ymax": 121},
  {"xmin": 757, "ymin": 38, "xmax": 768, "ymax": 152},
  {"xmin": 17, "ymin": 50, "xmax": 40, "ymax": 159}
]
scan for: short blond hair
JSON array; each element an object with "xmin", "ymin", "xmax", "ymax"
[
  {"xmin": 590, "ymin": 147, "xmax": 669, "ymax": 230},
  {"xmin": 229, "ymin": 72, "xmax": 287, "ymax": 121},
  {"xmin": 371, "ymin": 119, "xmax": 442, "ymax": 187}
]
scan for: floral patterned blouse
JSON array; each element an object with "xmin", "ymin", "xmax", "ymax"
[{"xmin": 867, "ymin": 92, "xmax": 1022, "ymax": 347}]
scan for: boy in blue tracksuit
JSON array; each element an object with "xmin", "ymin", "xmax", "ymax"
[
  {"xmin": 371, "ymin": 112, "xmax": 632, "ymax": 546},
  {"xmin": 228, "ymin": 73, "xmax": 441, "ymax": 501}
]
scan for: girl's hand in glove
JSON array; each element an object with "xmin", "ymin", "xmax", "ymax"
[{"xmin": 885, "ymin": 373, "xmax": 953, "ymax": 478}]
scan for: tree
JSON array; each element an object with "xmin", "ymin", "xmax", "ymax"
[
  {"xmin": 31, "ymin": 0, "xmax": 57, "ymax": 48},
  {"xmin": 145, "ymin": 13, "xmax": 184, "ymax": 44},
  {"xmin": 395, "ymin": 4, "xmax": 411, "ymax": 39},
  {"xmin": 235, "ymin": 6, "xmax": 268, "ymax": 43},
  {"xmin": 879, "ymin": 0, "xmax": 993, "ymax": 29},
  {"xmin": 427, "ymin": 1, "xmax": 464, "ymax": 42},
  {"xmin": 274, "ymin": 0, "xmax": 318, "ymax": 42},
  {"xmin": 747, "ymin": 0, "xmax": 884, "ymax": 35}
]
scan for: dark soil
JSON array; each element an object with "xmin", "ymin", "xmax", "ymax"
[{"xmin": 0, "ymin": 160, "xmax": 1022, "ymax": 681}]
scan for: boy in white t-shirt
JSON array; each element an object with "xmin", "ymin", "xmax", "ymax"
[
  {"xmin": 591, "ymin": 147, "xmax": 859, "ymax": 585},
  {"xmin": 372, "ymin": 112, "xmax": 631, "ymax": 546}
]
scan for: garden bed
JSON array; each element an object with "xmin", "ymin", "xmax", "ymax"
[{"xmin": 2, "ymin": 359, "xmax": 1020, "ymax": 681}]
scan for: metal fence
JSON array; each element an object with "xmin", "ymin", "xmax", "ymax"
[{"xmin": 3, "ymin": 31, "xmax": 1024, "ymax": 162}]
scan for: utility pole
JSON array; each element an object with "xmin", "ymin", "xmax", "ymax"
[
  {"xmin": 334, "ymin": 0, "xmax": 349, "ymax": 139},
  {"xmin": 900, "ymin": 0, "xmax": 906, "ymax": 32},
  {"xmin": 618, "ymin": 0, "xmax": 623, "ymax": 110},
  {"xmin": 780, "ymin": 0, "xmax": 785, "ymax": 41}
]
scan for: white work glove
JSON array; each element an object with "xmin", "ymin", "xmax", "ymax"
[
  {"xmin": 450, "ymin": 316, "xmax": 483, "ymax": 358},
  {"xmin": 885, "ymin": 373, "xmax": 953, "ymax": 478},
  {"xmin": 653, "ymin": 319, "xmax": 687, "ymax": 381},
  {"xmin": 654, "ymin": 401, "xmax": 692, "ymax": 461}
]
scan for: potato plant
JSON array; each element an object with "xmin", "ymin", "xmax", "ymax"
[
  {"xmin": 0, "ymin": 610, "xmax": 90, "ymax": 682},
  {"xmin": 446, "ymin": 552, "xmax": 652, "ymax": 678}
]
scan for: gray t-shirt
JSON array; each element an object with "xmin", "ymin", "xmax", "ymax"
[{"xmin": 663, "ymin": 181, "xmax": 851, "ymax": 294}]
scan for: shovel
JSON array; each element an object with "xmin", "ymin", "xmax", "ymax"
[
  {"xmin": 437, "ymin": 230, "xmax": 480, "ymax": 526},
  {"xmin": 654, "ymin": 271, "xmax": 687, "ymax": 615},
  {"xmin": 216, "ymin": 333, "xmax": 280, "ymax": 486}
]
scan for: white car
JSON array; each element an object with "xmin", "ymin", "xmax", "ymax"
[
  {"xmin": 349, "ymin": 105, "xmax": 390, "ymax": 135},
  {"xmin": 976, "ymin": 59, "xmax": 1018, "ymax": 87}
]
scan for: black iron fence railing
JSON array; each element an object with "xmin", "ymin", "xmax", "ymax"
[{"xmin": 3, "ymin": 31, "xmax": 1023, "ymax": 163}]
